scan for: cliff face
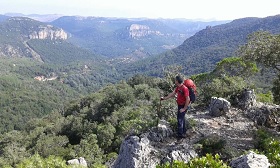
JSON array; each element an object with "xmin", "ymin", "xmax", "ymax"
[
  {"xmin": 112, "ymin": 90, "xmax": 278, "ymax": 168},
  {"xmin": 29, "ymin": 25, "xmax": 68, "ymax": 40},
  {"xmin": 128, "ymin": 24, "xmax": 162, "ymax": 39},
  {"xmin": 0, "ymin": 17, "xmax": 69, "ymax": 60}
]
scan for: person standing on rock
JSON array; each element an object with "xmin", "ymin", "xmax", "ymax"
[{"xmin": 161, "ymin": 75, "xmax": 190, "ymax": 140}]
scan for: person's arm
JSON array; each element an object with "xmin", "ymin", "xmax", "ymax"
[
  {"xmin": 180, "ymin": 96, "xmax": 190, "ymax": 112},
  {"xmin": 161, "ymin": 90, "xmax": 176, "ymax": 100}
]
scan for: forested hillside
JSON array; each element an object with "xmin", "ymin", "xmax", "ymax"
[
  {"xmin": 0, "ymin": 17, "xmax": 105, "ymax": 63},
  {"xmin": 0, "ymin": 51, "xmax": 126, "ymax": 133},
  {"xmin": 0, "ymin": 57, "xmax": 79, "ymax": 132},
  {"xmin": 0, "ymin": 12, "xmax": 279, "ymax": 167},
  {"xmin": 0, "ymin": 17, "xmax": 122, "ymax": 133},
  {"xmin": 0, "ymin": 15, "xmax": 9, "ymax": 22},
  {"xmin": 118, "ymin": 15, "xmax": 280, "ymax": 76},
  {"xmin": 0, "ymin": 54, "xmax": 279, "ymax": 167},
  {"xmin": 51, "ymin": 16, "xmax": 228, "ymax": 58}
]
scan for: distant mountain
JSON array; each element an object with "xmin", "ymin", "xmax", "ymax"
[
  {"xmin": 0, "ymin": 17, "xmax": 103, "ymax": 64},
  {"xmin": 4, "ymin": 13, "xmax": 62, "ymax": 22},
  {"xmin": 0, "ymin": 17, "xmax": 119, "ymax": 133},
  {"xmin": 51, "ymin": 16, "xmax": 229, "ymax": 59},
  {"xmin": 118, "ymin": 14, "xmax": 280, "ymax": 76},
  {"xmin": 0, "ymin": 14, "xmax": 10, "ymax": 22}
]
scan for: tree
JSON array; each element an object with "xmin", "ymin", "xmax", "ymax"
[
  {"xmin": 238, "ymin": 31, "xmax": 280, "ymax": 72},
  {"xmin": 238, "ymin": 31, "xmax": 280, "ymax": 104},
  {"xmin": 213, "ymin": 57, "xmax": 258, "ymax": 78},
  {"xmin": 96, "ymin": 123, "xmax": 116, "ymax": 150},
  {"xmin": 73, "ymin": 134, "xmax": 104, "ymax": 167},
  {"xmin": 191, "ymin": 57, "xmax": 256, "ymax": 104},
  {"xmin": 15, "ymin": 153, "xmax": 70, "ymax": 168},
  {"xmin": 32, "ymin": 134, "xmax": 69, "ymax": 158},
  {"xmin": 272, "ymin": 74, "xmax": 280, "ymax": 103}
]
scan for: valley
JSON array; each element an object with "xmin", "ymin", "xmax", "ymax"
[{"xmin": 0, "ymin": 13, "xmax": 279, "ymax": 168}]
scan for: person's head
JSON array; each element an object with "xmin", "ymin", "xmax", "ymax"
[{"xmin": 175, "ymin": 75, "xmax": 184, "ymax": 86}]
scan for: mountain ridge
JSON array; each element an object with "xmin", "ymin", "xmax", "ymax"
[
  {"xmin": 51, "ymin": 16, "xmax": 229, "ymax": 58},
  {"xmin": 0, "ymin": 17, "xmax": 106, "ymax": 64},
  {"xmin": 118, "ymin": 14, "xmax": 280, "ymax": 76}
]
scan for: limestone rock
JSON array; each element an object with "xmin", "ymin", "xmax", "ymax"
[
  {"xmin": 229, "ymin": 151, "xmax": 270, "ymax": 168},
  {"xmin": 113, "ymin": 120, "xmax": 197, "ymax": 168},
  {"xmin": 232, "ymin": 89, "xmax": 256, "ymax": 110},
  {"xmin": 129, "ymin": 24, "xmax": 162, "ymax": 39},
  {"xmin": 67, "ymin": 157, "xmax": 87, "ymax": 167},
  {"xmin": 113, "ymin": 135, "xmax": 158, "ymax": 168},
  {"xmin": 209, "ymin": 97, "xmax": 231, "ymax": 117},
  {"xmin": 29, "ymin": 25, "xmax": 68, "ymax": 40},
  {"xmin": 148, "ymin": 120, "xmax": 173, "ymax": 142},
  {"xmin": 246, "ymin": 103, "xmax": 280, "ymax": 128}
]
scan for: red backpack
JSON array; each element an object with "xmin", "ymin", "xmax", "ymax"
[{"xmin": 184, "ymin": 79, "xmax": 197, "ymax": 103}]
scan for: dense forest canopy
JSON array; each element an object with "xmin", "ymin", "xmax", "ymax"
[{"xmin": 0, "ymin": 14, "xmax": 279, "ymax": 167}]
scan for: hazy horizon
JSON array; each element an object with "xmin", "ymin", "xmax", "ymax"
[{"xmin": 1, "ymin": 0, "xmax": 280, "ymax": 21}]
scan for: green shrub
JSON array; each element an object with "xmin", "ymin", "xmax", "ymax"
[
  {"xmin": 187, "ymin": 118, "xmax": 197, "ymax": 129},
  {"xmin": 168, "ymin": 117, "xmax": 177, "ymax": 132},
  {"xmin": 263, "ymin": 138, "xmax": 280, "ymax": 167},
  {"xmin": 272, "ymin": 74, "xmax": 280, "ymax": 104},
  {"xmin": 156, "ymin": 154, "xmax": 229, "ymax": 168},
  {"xmin": 254, "ymin": 128, "xmax": 280, "ymax": 167},
  {"xmin": 15, "ymin": 153, "xmax": 71, "ymax": 168},
  {"xmin": 186, "ymin": 154, "xmax": 230, "ymax": 168},
  {"xmin": 197, "ymin": 134, "xmax": 226, "ymax": 155},
  {"xmin": 256, "ymin": 92, "xmax": 273, "ymax": 103}
]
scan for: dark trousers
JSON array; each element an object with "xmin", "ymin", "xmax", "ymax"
[{"xmin": 177, "ymin": 105, "xmax": 186, "ymax": 137}]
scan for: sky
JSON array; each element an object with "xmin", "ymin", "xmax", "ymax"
[{"xmin": 1, "ymin": 0, "xmax": 280, "ymax": 21}]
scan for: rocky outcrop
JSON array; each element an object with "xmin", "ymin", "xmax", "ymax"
[
  {"xmin": 128, "ymin": 24, "xmax": 162, "ymax": 39},
  {"xmin": 230, "ymin": 151, "xmax": 270, "ymax": 168},
  {"xmin": 67, "ymin": 157, "xmax": 87, "ymax": 167},
  {"xmin": 1, "ymin": 45, "xmax": 21, "ymax": 57},
  {"xmin": 209, "ymin": 97, "xmax": 231, "ymax": 117},
  {"xmin": 112, "ymin": 90, "xmax": 278, "ymax": 168},
  {"xmin": 231, "ymin": 89, "xmax": 257, "ymax": 110},
  {"xmin": 113, "ymin": 135, "xmax": 157, "ymax": 168},
  {"xmin": 246, "ymin": 103, "xmax": 280, "ymax": 129},
  {"xmin": 148, "ymin": 120, "xmax": 173, "ymax": 142},
  {"xmin": 113, "ymin": 120, "xmax": 197, "ymax": 168},
  {"xmin": 233, "ymin": 89, "xmax": 280, "ymax": 130},
  {"xmin": 29, "ymin": 25, "xmax": 68, "ymax": 40}
]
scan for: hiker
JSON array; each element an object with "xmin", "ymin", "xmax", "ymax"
[{"xmin": 160, "ymin": 75, "xmax": 190, "ymax": 140}]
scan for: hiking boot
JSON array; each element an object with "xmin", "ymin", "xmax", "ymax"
[{"xmin": 176, "ymin": 137, "xmax": 184, "ymax": 143}]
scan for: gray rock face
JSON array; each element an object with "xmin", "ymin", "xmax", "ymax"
[
  {"xmin": 230, "ymin": 151, "xmax": 270, "ymax": 168},
  {"xmin": 113, "ymin": 135, "xmax": 157, "ymax": 168},
  {"xmin": 234, "ymin": 89, "xmax": 257, "ymax": 110},
  {"xmin": 113, "ymin": 121, "xmax": 197, "ymax": 168},
  {"xmin": 129, "ymin": 24, "xmax": 162, "ymax": 39},
  {"xmin": 67, "ymin": 157, "xmax": 87, "ymax": 167},
  {"xmin": 29, "ymin": 25, "xmax": 68, "ymax": 40},
  {"xmin": 209, "ymin": 97, "xmax": 231, "ymax": 117},
  {"xmin": 112, "ymin": 89, "xmax": 278, "ymax": 168},
  {"xmin": 246, "ymin": 103, "xmax": 280, "ymax": 129},
  {"xmin": 148, "ymin": 120, "xmax": 173, "ymax": 142}
]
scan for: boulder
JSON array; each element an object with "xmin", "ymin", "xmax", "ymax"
[
  {"xmin": 232, "ymin": 89, "xmax": 256, "ymax": 110},
  {"xmin": 246, "ymin": 103, "xmax": 280, "ymax": 129},
  {"xmin": 113, "ymin": 120, "xmax": 197, "ymax": 168},
  {"xmin": 229, "ymin": 151, "xmax": 270, "ymax": 168},
  {"xmin": 148, "ymin": 120, "xmax": 173, "ymax": 142},
  {"xmin": 113, "ymin": 135, "xmax": 158, "ymax": 168},
  {"xmin": 209, "ymin": 97, "xmax": 231, "ymax": 117},
  {"xmin": 67, "ymin": 157, "xmax": 87, "ymax": 167}
]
